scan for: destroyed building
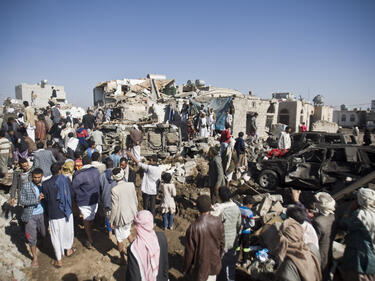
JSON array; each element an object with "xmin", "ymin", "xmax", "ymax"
[{"xmin": 15, "ymin": 80, "xmax": 67, "ymax": 107}]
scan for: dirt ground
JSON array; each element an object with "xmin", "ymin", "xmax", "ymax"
[{"xmin": 5, "ymin": 173, "xmax": 249, "ymax": 281}]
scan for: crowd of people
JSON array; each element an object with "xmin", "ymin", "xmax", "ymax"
[{"xmin": 0, "ymin": 99, "xmax": 374, "ymax": 281}]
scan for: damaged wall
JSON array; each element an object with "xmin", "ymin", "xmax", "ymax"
[{"xmin": 232, "ymin": 97, "xmax": 279, "ymax": 138}]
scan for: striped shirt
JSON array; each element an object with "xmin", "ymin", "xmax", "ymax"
[
  {"xmin": 0, "ymin": 138, "xmax": 11, "ymax": 154},
  {"xmin": 239, "ymin": 206, "xmax": 255, "ymax": 234}
]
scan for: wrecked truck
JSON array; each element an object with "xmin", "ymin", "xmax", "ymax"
[{"xmin": 251, "ymin": 144, "xmax": 375, "ymax": 190}]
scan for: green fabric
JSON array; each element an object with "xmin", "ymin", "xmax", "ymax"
[{"xmin": 341, "ymin": 210, "xmax": 375, "ymax": 274}]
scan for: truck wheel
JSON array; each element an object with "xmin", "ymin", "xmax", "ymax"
[{"xmin": 258, "ymin": 170, "xmax": 279, "ymax": 190}]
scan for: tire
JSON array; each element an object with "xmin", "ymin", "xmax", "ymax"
[{"xmin": 258, "ymin": 170, "xmax": 279, "ymax": 190}]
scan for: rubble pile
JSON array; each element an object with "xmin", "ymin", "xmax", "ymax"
[{"xmin": 0, "ymin": 193, "xmax": 29, "ymax": 281}]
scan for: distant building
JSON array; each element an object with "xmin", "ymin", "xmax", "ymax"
[
  {"xmin": 15, "ymin": 80, "xmax": 67, "ymax": 107},
  {"xmin": 371, "ymin": 100, "xmax": 375, "ymax": 112}
]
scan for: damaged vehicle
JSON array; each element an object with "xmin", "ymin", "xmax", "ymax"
[{"xmin": 251, "ymin": 144, "xmax": 375, "ymax": 190}]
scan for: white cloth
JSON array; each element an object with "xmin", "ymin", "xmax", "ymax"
[
  {"xmin": 79, "ymin": 204, "xmax": 98, "ymax": 221},
  {"xmin": 91, "ymin": 161, "xmax": 106, "ymax": 173},
  {"xmin": 161, "ymin": 183, "xmax": 176, "ymax": 214},
  {"xmin": 207, "ymin": 275, "xmax": 217, "ymax": 281},
  {"xmin": 314, "ymin": 192, "xmax": 335, "ymax": 216},
  {"xmin": 96, "ymin": 145, "xmax": 102, "ymax": 153},
  {"xmin": 199, "ymin": 117, "xmax": 209, "ymax": 138},
  {"xmin": 26, "ymin": 125, "xmax": 35, "ymax": 142},
  {"xmin": 67, "ymin": 137, "xmax": 79, "ymax": 152},
  {"xmin": 114, "ymin": 223, "xmax": 132, "ymax": 243},
  {"xmin": 91, "ymin": 130, "xmax": 104, "ymax": 146},
  {"xmin": 278, "ymin": 131, "xmax": 291, "ymax": 150},
  {"xmin": 302, "ymin": 221, "xmax": 320, "ymax": 251},
  {"xmin": 138, "ymin": 162, "xmax": 162, "ymax": 195},
  {"xmin": 131, "ymin": 145, "xmax": 141, "ymax": 161},
  {"xmin": 49, "ymin": 214, "xmax": 74, "ymax": 260}
]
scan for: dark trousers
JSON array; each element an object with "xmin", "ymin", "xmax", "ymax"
[
  {"xmin": 239, "ymin": 232, "xmax": 251, "ymax": 261},
  {"xmin": 142, "ymin": 192, "xmax": 156, "ymax": 217},
  {"xmin": 218, "ymin": 247, "xmax": 238, "ymax": 281}
]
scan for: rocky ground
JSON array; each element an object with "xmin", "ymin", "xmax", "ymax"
[{"xmin": 0, "ymin": 166, "xmax": 257, "ymax": 281}]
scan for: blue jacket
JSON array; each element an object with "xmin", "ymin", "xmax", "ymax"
[
  {"xmin": 100, "ymin": 169, "xmax": 117, "ymax": 210},
  {"xmin": 72, "ymin": 166, "xmax": 101, "ymax": 206}
]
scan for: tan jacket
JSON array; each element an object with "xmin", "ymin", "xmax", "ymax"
[
  {"xmin": 24, "ymin": 107, "xmax": 36, "ymax": 127},
  {"xmin": 110, "ymin": 181, "xmax": 138, "ymax": 227}
]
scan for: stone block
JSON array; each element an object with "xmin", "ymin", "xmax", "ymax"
[{"xmin": 166, "ymin": 132, "xmax": 179, "ymax": 145}]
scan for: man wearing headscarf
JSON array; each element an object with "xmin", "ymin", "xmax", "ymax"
[
  {"xmin": 109, "ymin": 167, "xmax": 138, "ymax": 265},
  {"xmin": 340, "ymin": 188, "xmax": 375, "ymax": 281},
  {"xmin": 274, "ymin": 218, "xmax": 322, "ymax": 281},
  {"xmin": 313, "ymin": 192, "xmax": 336, "ymax": 281},
  {"xmin": 126, "ymin": 210, "xmax": 169, "ymax": 281}
]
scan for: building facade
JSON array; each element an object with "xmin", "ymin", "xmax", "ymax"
[{"xmin": 15, "ymin": 80, "xmax": 67, "ymax": 107}]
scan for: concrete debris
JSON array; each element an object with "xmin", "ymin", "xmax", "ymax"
[{"xmin": 0, "ymin": 193, "xmax": 30, "ymax": 281}]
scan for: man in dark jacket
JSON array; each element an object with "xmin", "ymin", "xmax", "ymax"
[
  {"xmin": 71, "ymin": 156, "xmax": 101, "ymax": 248},
  {"xmin": 99, "ymin": 158, "xmax": 116, "ymax": 234},
  {"xmin": 208, "ymin": 147, "xmax": 225, "ymax": 204},
  {"xmin": 119, "ymin": 157, "xmax": 136, "ymax": 184},
  {"xmin": 43, "ymin": 163, "xmax": 75, "ymax": 268},
  {"xmin": 82, "ymin": 110, "xmax": 96, "ymax": 130},
  {"xmin": 184, "ymin": 195, "xmax": 225, "ymax": 281}
]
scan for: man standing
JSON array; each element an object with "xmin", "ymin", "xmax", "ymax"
[
  {"xmin": 212, "ymin": 187, "xmax": 242, "ymax": 281},
  {"xmin": 43, "ymin": 163, "xmax": 75, "ymax": 268},
  {"xmin": 129, "ymin": 125, "xmax": 143, "ymax": 161},
  {"xmin": 249, "ymin": 112, "xmax": 258, "ymax": 142},
  {"xmin": 82, "ymin": 109, "xmax": 96, "ymax": 130},
  {"xmin": 19, "ymin": 168, "xmax": 46, "ymax": 268},
  {"xmin": 10, "ymin": 158, "xmax": 32, "ymax": 206},
  {"xmin": 51, "ymin": 103, "xmax": 61, "ymax": 125},
  {"xmin": 119, "ymin": 157, "xmax": 136, "ymax": 184},
  {"xmin": 208, "ymin": 147, "xmax": 225, "ymax": 204},
  {"xmin": 91, "ymin": 152, "xmax": 106, "ymax": 173},
  {"xmin": 24, "ymin": 101, "xmax": 36, "ymax": 142},
  {"xmin": 127, "ymin": 151, "xmax": 161, "ymax": 217},
  {"xmin": 184, "ymin": 195, "xmax": 225, "ymax": 281},
  {"xmin": 110, "ymin": 168, "xmax": 138, "ymax": 264},
  {"xmin": 71, "ymin": 156, "xmax": 101, "ymax": 249},
  {"xmin": 278, "ymin": 126, "xmax": 292, "ymax": 150},
  {"xmin": 110, "ymin": 146, "xmax": 122, "ymax": 168},
  {"xmin": 225, "ymin": 111, "xmax": 233, "ymax": 133},
  {"xmin": 313, "ymin": 192, "xmax": 336, "ymax": 281},
  {"xmin": 0, "ymin": 129, "xmax": 12, "ymax": 177},
  {"xmin": 35, "ymin": 115, "xmax": 47, "ymax": 147},
  {"xmin": 91, "ymin": 126, "xmax": 104, "ymax": 153},
  {"xmin": 300, "ymin": 122, "xmax": 307, "ymax": 132},
  {"xmin": 33, "ymin": 142, "xmax": 57, "ymax": 180}
]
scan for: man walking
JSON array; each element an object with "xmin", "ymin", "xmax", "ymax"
[
  {"xmin": 23, "ymin": 101, "xmax": 36, "ymax": 142},
  {"xmin": 10, "ymin": 157, "xmax": 32, "ymax": 206},
  {"xmin": 71, "ymin": 156, "xmax": 101, "ymax": 249},
  {"xmin": 278, "ymin": 126, "xmax": 292, "ymax": 150},
  {"xmin": 119, "ymin": 157, "xmax": 136, "ymax": 184},
  {"xmin": 184, "ymin": 195, "xmax": 225, "ymax": 281},
  {"xmin": 33, "ymin": 142, "xmax": 57, "ymax": 180},
  {"xmin": 19, "ymin": 168, "xmax": 46, "ymax": 268},
  {"xmin": 43, "ymin": 163, "xmax": 75, "ymax": 268},
  {"xmin": 110, "ymin": 167, "xmax": 138, "ymax": 264},
  {"xmin": 208, "ymin": 147, "xmax": 225, "ymax": 204},
  {"xmin": 127, "ymin": 151, "xmax": 161, "ymax": 217}
]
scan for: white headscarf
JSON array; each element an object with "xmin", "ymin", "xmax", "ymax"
[
  {"xmin": 314, "ymin": 192, "xmax": 335, "ymax": 216},
  {"xmin": 112, "ymin": 168, "xmax": 124, "ymax": 182},
  {"xmin": 356, "ymin": 188, "xmax": 375, "ymax": 248}
]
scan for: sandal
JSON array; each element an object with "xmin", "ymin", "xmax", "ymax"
[
  {"xmin": 83, "ymin": 240, "xmax": 92, "ymax": 249},
  {"xmin": 50, "ymin": 260, "xmax": 62, "ymax": 268},
  {"xmin": 66, "ymin": 247, "xmax": 77, "ymax": 257}
]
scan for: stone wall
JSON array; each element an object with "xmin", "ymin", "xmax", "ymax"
[
  {"xmin": 232, "ymin": 96, "xmax": 278, "ymax": 138},
  {"xmin": 15, "ymin": 83, "xmax": 66, "ymax": 107}
]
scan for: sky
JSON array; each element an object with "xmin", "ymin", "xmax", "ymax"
[{"xmin": 0, "ymin": 0, "xmax": 374, "ymax": 110}]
